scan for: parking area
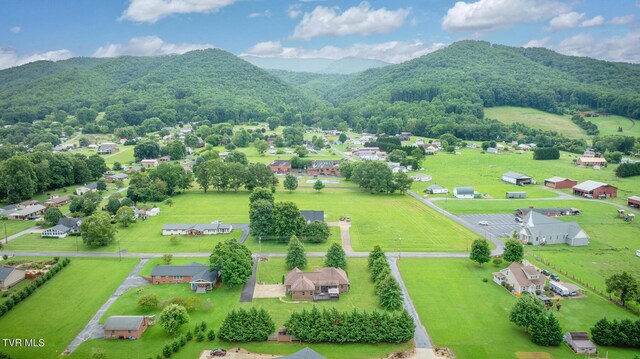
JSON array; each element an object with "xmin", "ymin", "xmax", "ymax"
[{"xmin": 458, "ymin": 214, "xmax": 521, "ymax": 238}]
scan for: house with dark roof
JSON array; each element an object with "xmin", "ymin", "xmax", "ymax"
[
  {"xmin": 307, "ymin": 160, "xmax": 340, "ymax": 176},
  {"xmin": 543, "ymin": 176, "xmax": 578, "ymax": 189},
  {"xmin": 425, "ymin": 184, "xmax": 449, "ymax": 194},
  {"xmin": 564, "ymin": 332, "xmax": 597, "ymax": 354},
  {"xmin": 300, "ymin": 210, "xmax": 324, "ymax": 224},
  {"xmin": 150, "ymin": 263, "xmax": 218, "ymax": 293},
  {"xmin": 41, "ymin": 225, "xmax": 72, "ymax": 238},
  {"xmin": 161, "ymin": 221, "xmax": 232, "ymax": 236},
  {"xmin": 75, "ymin": 182, "xmax": 99, "ymax": 196},
  {"xmin": 573, "ymin": 180, "xmax": 617, "ymax": 199},
  {"xmin": 104, "ymin": 316, "xmax": 152, "ymax": 339},
  {"xmin": 284, "ymin": 267, "xmax": 350, "ymax": 301},
  {"xmin": 269, "ymin": 160, "xmax": 291, "ymax": 173},
  {"xmin": 97, "ymin": 142, "xmax": 119, "ymax": 155},
  {"xmin": 105, "ymin": 173, "xmax": 128, "ymax": 183},
  {"xmin": 0, "ymin": 265, "xmax": 26, "ymax": 290},
  {"xmin": 519, "ymin": 211, "xmax": 589, "ymax": 246},
  {"xmin": 278, "ymin": 347, "xmax": 326, "ymax": 359},
  {"xmin": 502, "ymin": 172, "xmax": 533, "ymax": 186},
  {"xmin": 493, "ymin": 262, "xmax": 545, "ymax": 295}
]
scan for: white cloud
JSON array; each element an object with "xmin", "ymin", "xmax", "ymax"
[
  {"xmin": 242, "ymin": 40, "xmax": 445, "ymax": 64},
  {"xmin": 119, "ymin": 0, "xmax": 236, "ymax": 23},
  {"xmin": 581, "ymin": 16, "xmax": 605, "ymax": 27},
  {"xmin": 523, "ymin": 37, "xmax": 550, "ymax": 48},
  {"xmin": 92, "ymin": 36, "xmax": 213, "ymax": 57},
  {"xmin": 0, "ymin": 48, "xmax": 73, "ymax": 70},
  {"xmin": 248, "ymin": 10, "xmax": 272, "ymax": 18},
  {"xmin": 553, "ymin": 31, "xmax": 640, "ymax": 63},
  {"xmin": 287, "ymin": 4, "xmax": 303, "ymax": 19},
  {"xmin": 548, "ymin": 12, "xmax": 584, "ymax": 30},
  {"xmin": 609, "ymin": 14, "xmax": 635, "ymax": 25},
  {"xmin": 442, "ymin": 0, "xmax": 570, "ymax": 32},
  {"xmin": 9, "ymin": 26, "xmax": 21, "ymax": 33},
  {"xmin": 291, "ymin": 2, "xmax": 410, "ymax": 40}
]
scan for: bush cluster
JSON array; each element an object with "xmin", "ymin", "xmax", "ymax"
[
  {"xmin": 591, "ymin": 318, "xmax": 640, "ymax": 347},
  {"xmin": 616, "ymin": 162, "xmax": 640, "ymax": 178},
  {"xmin": 218, "ymin": 308, "xmax": 275, "ymax": 342},
  {"xmin": 533, "ymin": 147, "xmax": 560, "ymax": 160}
]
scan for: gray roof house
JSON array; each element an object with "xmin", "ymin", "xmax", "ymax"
[
  {"xmin": 41, "ymin": 224, "xmax": 71, "ymax": 238},
  {"xmin": 161, "ymin": 221, "xmax": 232, "ymax": 236},
  {"xmin": 453, "ymin": 186, "xmax": 475, "ymax": 198},
  {"xmin": 58, "ymin": 217, "xmax": 83, "ymax": 233},
  {"xmin": 519, "ymin": 211, "xmax": 589, "ymax": 246},
  {"xmin": 300, "ymin": 210, "xmax": 324, "ymax": 224},
  {"xmin": 0, "ymin": 265, "xmax": 26, "ymax": 290},
  {"xmin": 6, "ymin": 204, "xmax": 47, "ymax": 219},
  {"xmin": 564, "ymin": 332, "xmax": 597, "ymax": 354},
  {"xmin": 493, "ymin": 262, "xmax": 546, "ymax": 295},
  {"xmin": 104, "ymin": 315, "xmax": 152, "ymax": 340},
  {"xmin": 279, "ymin": 347, "xmax": 326, "ymax": 359},
  {"xmin": 151, "ymin": 263, "xmax": 219, "ymax": 293},
  {"xmin": 425, "ymin": 184, "xmax": 449, "ymax": 194},
  {"xmin": 75, "ymin": 182, "xmax": 99, "ymax": 195}
]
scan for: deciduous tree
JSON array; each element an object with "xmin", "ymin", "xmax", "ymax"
[
  {"xmin": 115, "ymin": 206, "xmax": 136, "ymax": 227},
  {"xmin": 606, "ymin": 271, "xmax": 639, "ymax": 307},
  {"xmin": 159, "ymin": 304, "xmax": 190, "ymax": 336},
  {"xmin": 209, "ymin": 240, "xmax": 253, "ymax": 287},
  {"xmin": 503, "ymin": 239, "xmax": 524, "ymax": 263},
  {"xmin": 43, "ymin": 208, "xmax": 64, "ymax": 227},
  {"xmin": 470, "ymin": 239, "xmax": 491, "ymax": 265},
  {"xmin": 509, "ymin": 295, "xmax": 545, "ymax": 332},
  {"xmin": 283, "ymin": 174, "xmax": 298, "ymax": 192},
  {"xmin": 80, "ymin": 212, "xmax": 116, "ymax": 247}
]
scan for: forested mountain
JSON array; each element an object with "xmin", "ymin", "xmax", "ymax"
[
  {"xmin": 240, "ymin": 56, "xmax": 388, "ymax": 74},
  {"xmin": 268, "ymin": 70, "xmax": 352, "ymax": 101},
  {"xmin": 0, "ymin": 49, "xmax": 317, "ymax": 126}
]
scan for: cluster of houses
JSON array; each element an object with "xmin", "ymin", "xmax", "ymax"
[
  {"xmin": 268, "ymin": 160, "xmax": 341, "ymax": 176},
  {"xmin": 0, "ymin": 200, "xmax": 47, "ymax": 220}
]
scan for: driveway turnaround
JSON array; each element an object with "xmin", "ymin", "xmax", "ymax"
[{"xmin": 64, "ymin": 258, "xmax": 149, "ymax": 354}]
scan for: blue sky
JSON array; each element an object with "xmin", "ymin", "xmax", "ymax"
[{"xmin": 1, "ymin": 0, "xmax": 639, "ymax": 69}]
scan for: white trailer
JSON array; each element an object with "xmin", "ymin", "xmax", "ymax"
[{"xmin": 549, "ymin": 281, "xmax": 574, "ymax": 296}]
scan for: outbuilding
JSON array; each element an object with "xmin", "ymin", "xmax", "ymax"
[
  {"xmin": 502, "ymin": 172, "xmax": 533, "ymax": 186},
  {"xmin": 104, "ymin": 316, "xmax": 152, "ymax": 340},
  {"xmin": 453, "ymin": 187, "xmax": 475, "ymax": 199},
  {"xmin": 425, "ymin": 184, "xmax": 449, "ymax": 195},
  {"xmin": 506, "ymin": 192, "xmax": 527, "ymax": 199},
  {"xmin": 544, "ymin": 176, "xmax": 578, "ymax": 189},
  {"xmin": 572, "ymin": 180, "xmax": 617, "ymax": 199},
  {"xmin": 628, "ymin": 196, "xmax": 640, "ymax": 208},
  {"xmin": 564, "ymin": 332, "xmax": 597, "ymax": 354}
]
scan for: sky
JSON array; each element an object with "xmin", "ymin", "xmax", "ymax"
[{"xmin": 1, "ymin": 0, "xmax": 639, "ymax": 70}]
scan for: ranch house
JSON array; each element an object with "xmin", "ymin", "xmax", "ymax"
[
  {"xmin": 161, "ymin": 221, "xmax": 232, "ymax": 236},
  {"xmin": 285, "ymin": 267, "xmax": 350, "ymax": 301},
  {"xmin": 425, "ymin": 184, "xmax": 449, "ymax": 194},
  {"xmin": 150, "ymin": 263, "xmax": 219, "ymax": 293}
]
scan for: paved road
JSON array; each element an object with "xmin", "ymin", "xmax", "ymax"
[
  {"xmin": 239, "ymin": 257, "xmax": 258, "ymax": 302},
  {"xmin": 2, "ymin": 226, "xmax": 40, "ymax": 244},
  {"xmin": 388, "ymin": 256, "xmax": 432, "ymax": 349},
  {"xmin": 2, "ymin": 251, "xmax": 471, "ymax": 259},
  {"xmin": 65, "ymin": 258, "xmax": 149, "ymax": 354},
  {"xmin": 327, "ymin": 221, "xmax": 353, "ymax": 253},
  {"xmin": 407, "ymin": 191, "xmax": 505, "ymax": 256}
]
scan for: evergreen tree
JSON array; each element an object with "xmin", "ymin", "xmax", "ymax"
[
  {"xmin": 370, "ymin": 256, "xmax": 391, "ymax": 282},
  {"xmin": 376, "ymin": 275, "xmax": 404, "ymax": 310},
  {"xmin": 530, "ymin": 312, "xmax": 563, "ymax": 346},
  {"xmin": 325, "ymin": 243, "xmax": 347, "ymax": 269},
  {"xmin": 368, "ymin": 245, "xmax": 386, "ymax": 270},
  {"xmin": 286, "ymin": 236, "xmax": 307, "ymax": 270}
]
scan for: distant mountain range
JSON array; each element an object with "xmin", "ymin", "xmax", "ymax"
[{"xmin": 239, "ymin": 56, "xmax": 389, "ymax": 74}]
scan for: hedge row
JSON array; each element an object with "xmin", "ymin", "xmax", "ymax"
[
  {"xmin": 591, "ymin": 318, "xmax": 640, "ymax": 348},
  {"xmin": 533, "ymin": 147, "xmax": 560, "ymax": 160},
  {"xmin": 0, "ymin": 258, "xmax": 70, "ymax": 318},
  {"xmin": 218, "ymin": 307, "xmax": 275, "ymax": 342},
  {"xmin": 615, "ymin": 162, "xmax": 640, "ymax": 178},
  {"xmin": 152, "ymin": 322, "xmax": 215, "ymax": 359}
]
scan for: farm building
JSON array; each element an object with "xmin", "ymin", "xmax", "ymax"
[
  {"xmin": 543, "ymin": 176, "xmax": 578, "ymax": 189},
  {"xmin": 75, "ymin": 182, "xmax": 98, "ymax": 196},
  {"xmin": 285, "ymin": 267, "xmax": 350, "ymax": 301},
  {"xmin": 0, "ymin": 265, "xmax": 26, "ymax": 290},
  {"xmin": 105, "ymin": 173, "xmax": 128, "ymax": 183},
  {"xmin": 104, "ymin": 316, "xmax": 152, "ymax": 340},
  {"xmin": 628, "ymin": 196, "xmax": 640, "ymax": 208},
  {"xmin": 161, "ymin": 221, "xmax": 232, "ymax": 236},
  {"xmin": 410, "ymin": 173, "xmax": 432, "ymax": 182},
  {"xmin": 398, "ymin": 132, "xmax": 411, "ymax": 141},
  {"xmin": 140, "ymin": 159, "xmax": 158, "ymax": 168},
  {"xmin": 502, "ymin": 172, "xmax": 533, "ymax": 185},
  {"xmin": 515, "ymin": 207, "xmax": 580, "ymax": 218},
  {"xmin": 453, "ymin": 187, "xmax": 475, "ymax": 199},
  {"xmin": 572, "ymin": 180, "xmax": 617, "ymax": 199},
  {"xmin": 519, "ymin": 211, "xmax": 589, "ymax": 246},
  {"xmin": 582, "ymin": 150, "xmax": 596, "ymax": 157},
  {"xmin": 150, "ymin": 263, "xmax": 219, "ymax": 292},
  {"xmin": 564, "ymin": 332, "xmax": 597, "ymax": 354},
  {"xmin": 300, "ymin": 210, "xmax": 324, "ymax": 224},
  {"xmin": 576, "ymin": 157, "xmax": 607, "ymax": 166},
  {"xmin": 425, "ymin": 184, "xmax": 449, "ymax": 194},
  {"xmin": 493, "ymin": 262, "xmax": 545, "ymax": 296},
  {"xmin": 44, "ymin": 194, "xmax": 72, "ymax": 207},
  {"xmin": 269, "ymin": 160, "xmax": 291, "ymax": 173},
  {"xmin": 307, "ymin": 160, "xmax": 340, "ymax": 176},
  {"xmin": 97, "ymin": 142, "xmax": 119, "ymax": 155},
  {"xmin": 506, "ymin": 192, "xmax": 527, "ymax": 199}
]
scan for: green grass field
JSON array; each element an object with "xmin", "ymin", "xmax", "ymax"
[
  {"xmin": 484, "ymin": 107, "xmax": 586, "ymax": 139},
  {"xmin": 399, "ymin": 258, "xmax": 639, "ymax": 359},
  {"xmin": 589, "ymin": 114, "xmax": 640, "ymax": 137},
  {"xmin": 0, "ymin": 257, "xmax": 138, "ymax": 359},
  {"xmin": 72, "ymin": 257, "xmax": 410, "ymax": 359},
  {"xmin": 0, "ymin": 220, "xmax": 36, "ymax": 237}
]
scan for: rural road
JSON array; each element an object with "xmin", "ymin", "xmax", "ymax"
[
  {"xmin": 1, "ymin": 251, "xmax": 471, "ymax": 259},
  {"xmin": 2, "ymin": 226, "xmax": 40, "ymax": 244},
  {"xmin": 65, "ymin": 258, "xmax": 149, "ymax": 354}
]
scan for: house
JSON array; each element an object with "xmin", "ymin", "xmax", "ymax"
[
  {"xmin": 425, "ymin": 184, "xmax": 449, "ymax": 194},
  {"xmin": 628, "ymin": 196, "xmax": 640, "ymax": 208},
  {"xmin": 269, "ymin": 160, "xmax": 292, "ymax": 173},
  {"xmin": 161, "ymin": 221, "xmax": 232, "ymax": 236},
  {"xmin": 307, "ymin": 160, "xmax": 340, "ymax": 176},
  {"xmin": 544, "ymin": 177, "xmax": 578, "ymax": 189},
  {"xmin": 44, "ymin": 194, "xmax": 72, "ymax": 207},
  {"xmin": 572, "ymin": 180, "xmax": 617, "ymax": 199},
  {"xmin": 0, "ymin": 204, "xmax": 18, "ymax": 217},
  {"xmin": 300, "ymin": 210, "xmax": 324, "ymax": 224},
  {"xmin": 389, "ymin": 163, "xmax": 408, "ymax": 173},
  {"xmin": 493, "ymin": 262, "xmax": 545, "ymax": 295},
  {"xmin": 75, "ymin": 182, "xmax": 98, "ymax": 196},
  {"xmin": 140, "ymin": 159, "xmax": 158, "ymax": 168},
  {"xmin": 284, "ymin": 267, "xmax": 350, "ymax": 301},
  {"xmin": 158, "ymin": 156, "xmax": 171, "ymax": 163},
  {"xmin": 139, "ymin": 207, "xmax": 160, "ymax": 218},
  {"xmin": 278, "ymin": 348, "xmax": 326, "ymax": 359},
  {"xmin": 506, "ymin": 192, "xmax": 527, "ymax": 199},
  {"xmin": 0, "ymin": 265, "xmax": 26, "ymax": 290},
  {"xmin": 576, "ymin": 157, "xmax": 607, "ymax": 166},
  {"xmin": 410, "ymin": 173, "xmax": 432, "ymax": 182},
  {"xmin": 41, "ymin": 225, "xmax": 72, "ymax": 238},
  {"xmin": 515, "ymin": 207, "xmax": 580, "ymax": 218},
  {"xmin": 105, "ymin": 173, "xmax": 128, "ymax": 183},
  {"xmin": 7, "ymin": 204, "xmax": 47, "ymax": 220},
  {"xmin": 97, "ymin": 142, "xmax": 119, "ymax": 155},
  {"xmin": 582, "ymin": 150, "xmax": 596, "ymax": 158},
  {"xmin": 564, "ymin": 332, "xmax": 597, "ymax": 354},
  {"xmin": 104, "ymin": 316, "xmax": 152, "ymax": 340},
  {"xmin": 453, "ymin": 187, "xmax": 475, "ymax": 199},
  {"xmin": 502, "ymin": 172, "xmax": 533, "ymax": 186},
  {"xmin": 519, "ymin": 211, "xmax": 589, "ymax": 246},
  {"xmin": 486, "ymin": 147, "xmax": 498, "ymax": 154},
  {"xmin": 125, "ymin": 165, "xmax": 142, "ymax": 174},
  {"xmin": 398, "ymin": 132, "xmax": 411, "ymax": 141},
  {"xmin": 20, "ymin": 200, "xmax": 39, "ymax": 207},
  {"xmin": 58, "ymin": 217, "xmax": 83, "ymax": 234},
  {"xmin": 150, "ymin": 263, "xmax": 219, "ymax": 292}
]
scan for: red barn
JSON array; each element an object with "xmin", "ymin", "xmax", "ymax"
[
  {"xmin": 544, "ymin": 176, "xmax": 578, "ymax": 189},
  {"xmin": 573, "ymin": 180, "xmax": 617, "ymax": 199},
  {"xmin": 628, "ymin": 196, "xmax": 640, "ymax": 208},
  {"xmin": 269, "ymin": 160, "xmax": 291, "ymax": 173}
]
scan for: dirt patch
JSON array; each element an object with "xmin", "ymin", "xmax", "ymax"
[
  {"xmin": 515, "ymin": 352, "xmax": 554, "ymax": 359},
  {"xmin": 253, "ymin": 284, "xmax": 285, "ymax": 299}
]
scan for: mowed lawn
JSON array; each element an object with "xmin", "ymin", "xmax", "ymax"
[
  {"xmin": 0, "ymin": 257, "xmax": 138, "ymax": 359},
  {"xmin": 0, "ymin": 220, "xmax": 37, "ymax": 237},
  {"xmin": 589, "ymin": 114, "xmax": 640, "ymax": 137},
  {"xmin": 73, "ymin": 257, "xmax": 410, "ymax": 359},
  {"xmin": 484, "ymin": 106, "xmax": 586, "ymax": 139},
  {"xmin": 409, "ymin": 147, "xmax": 640, "ymax": 200},
  {"xmin": 399, "ymin": 258, "xmax": 639, "ymax": 359}
]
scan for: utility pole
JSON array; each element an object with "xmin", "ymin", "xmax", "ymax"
[{"xmin": 4, "ymin": 223, "xmax": 7, "ymax": 245}]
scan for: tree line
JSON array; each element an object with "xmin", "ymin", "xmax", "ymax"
[{"xmin": 340, "ymin": 161, "xmax": 413, "ymax": 194}]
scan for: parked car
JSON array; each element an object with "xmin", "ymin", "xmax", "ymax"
[
  {"xmin": 210, "ymin": 349, "xmax": 226, "ymax": 357},
  {"xmin": 540, "ymin": 269, "xmax": 550, "ymax": 276},
  {"xmin": 478, "ymin": 220, "xmax": 489, "ymax": 226},
  {"xmin": 550, "ymin": 274, "xmax": 560, "ymax": 282}
]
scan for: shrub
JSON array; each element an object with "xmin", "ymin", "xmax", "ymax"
[
  {"xmin": 170, "ymin": 297, "xmax": 186, "ymax": 307},
  {"xmin": 171, "ymin": 341, "xmax": 179, "ymax": 353},
  {"xmin": 492, "ymin": 258, "xmax": 503, "ymax": 266},
  {"xmin": 185, "ymin": 331, "xmax": 193, "ymax": 341},
  {"xmin": 162, "ymin": 345, "xmax": 172, "ymax": 358},
  {"xmin": 207, "ymin": 329, "xmax": 216, "ymax": 341},
  {"xmin": 482, "ymin": 278, "xmax": 489, "ymax": 283},
  {"xmin": 195, "ymin": 331, "xmax": 205, "ymax": 342}
]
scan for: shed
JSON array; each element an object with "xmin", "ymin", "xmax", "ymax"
[
  {"xmin": 544, "ymin": 176, "xmax": 578, "ymax": 189},
  {"xmin": 104, "ymin": 316, "xmax": 152, "ymax": 340},
  {"xmin": 506, "ymin": 192, "xmax": 527, "ymax": 199},
  {"xmin": 502, "ymin": 172, "xmax": 533, "ymax": 185},
  {"xmin": 0, "ymin": 265, "xmax": 26, "ymax": 290},
  {"xmin": 573, "ymin": 180, "xmax": 617, "ymax": 199},
  {"xmin": 628, "ymin": 196, "xmax": 640, "ymax": 208},
  {"xmin": 564, "ymin": 332, "xmax": 597, "ymax": 354}
]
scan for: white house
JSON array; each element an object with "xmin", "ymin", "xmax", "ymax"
[
  {"xmin": 493, "ymin": 262, "xmax": 546, "ymax": 295},
  {"xmin": 453, "ymin": 187, "xmax": 475, "ymax": 199},
  {"xmin": 75, "ymin": 182, "xmax": 98, "ymax": 196},
  {"xmin": 41, "ymin": 225, "xmax": 71, "ymax": 238},
  {"xmin": 410, "ymin": 174, "xmax": 432, "ymax": 182},
  {"xmin": 425, "ymin": 185, "xmax": 449, "ymax": 194},
  {"xmin": 486, "ymin": 147, "xmax": 498, "ymax": 154},
  {"xmin": 161, "ymin": 221, "xmax": 232, "ymax": 236},
  {"xmin": 141, "ymin": 159, "xmax": 159, "ymax": 168}
]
